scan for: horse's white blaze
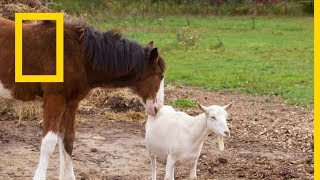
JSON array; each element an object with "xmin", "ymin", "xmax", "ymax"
[
  {"xmin": 58, "ymin": 136, "xmax": 75, "ymax": 180},
  {"xmin": 33, "ymin": 131, "xmax": 58, "ymax": 180},
  {"xmin": 0, "ymin": 81, "xmax": 13, "ymax": 99},
  {"xmin": 156, "ymin": 78, "xmax": 165, "ymax": 103},
  {"xmin": 145, "ymin": 78, "xmax": 165, "ymax": 116}
]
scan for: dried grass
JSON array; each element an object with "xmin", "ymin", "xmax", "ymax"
[
  {"xmin": 0, "ymin": 0, "xmax": 49, "ymax": 20},
  {"xmin": 0, "ymin": 97, "xmax": 42, "ymax": 122},
  {"xmin": 104, "ymin": 110, "xmax": 146, "ymax": 122},
  {"xmin": 11, "ymin": 100, "xmax": 42, "ymax": 121},
  {"xmin": 1, "ymin": 0, "xmax": 44, "ymax": 8},
  {"xmin": 0, "ymin": 97, "xmax": 12, "ymax": 114},
  {"xmin": 0, "ymin": 88, "xmax": 144, "ymax": 122},
  {"xmin": 79, "ymin": 88, "xmax": 146, "ymax": 122}
]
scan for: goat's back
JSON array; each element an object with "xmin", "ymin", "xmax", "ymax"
[{"xmin": 145, "ymin": 105, "xmax": 193, "ymax": 159}]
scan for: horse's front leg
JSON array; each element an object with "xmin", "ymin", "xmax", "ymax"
[
  {"xmin": 33, "ymin": 95, "xmax": 66, "ymax": 180},
  {"xmin": 58, "ymin": 100, "xmax": 78, "ymax": 180}
]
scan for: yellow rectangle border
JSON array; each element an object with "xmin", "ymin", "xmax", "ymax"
[
  {"xmin": 15, "ymin": 13, "xmax": 64, "ymax": 82},
  {"xmin": 315, "ymin": 0, "xmax": 318, "ymax": 179}
]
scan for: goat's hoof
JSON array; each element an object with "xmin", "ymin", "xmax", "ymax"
[{"xmin": 59, "ymin": 175, "xmax": 76, "ymax": 180}]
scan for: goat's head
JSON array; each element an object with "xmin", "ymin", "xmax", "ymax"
[{"xmin": 197, "ymin": 102, "xmax": 233, "ymax": 138}]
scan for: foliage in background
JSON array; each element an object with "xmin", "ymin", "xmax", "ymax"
[
  {"xmin": 177, "ymin": 26, "xmax": 200, "ymax": 49},
  {"xmin": 50, "ymin": 1, "xmax": 313, "ymax": 107},
  {"xmin": 96, "ymin": 16, "xmax": 313, "ymax": 106},
  {"xmin": 52, "ymin": 0, "xmax": 313, "ymax": 17}
]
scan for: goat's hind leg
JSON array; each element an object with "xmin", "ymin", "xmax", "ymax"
[{"xmin": 149, "ymin": 153, "xmax": 157, "ymax": 180}]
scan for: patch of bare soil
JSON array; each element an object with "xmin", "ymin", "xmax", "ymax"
[{"xmin": 0, "ymin": 85, "xmax": 314, "ymax": 179}]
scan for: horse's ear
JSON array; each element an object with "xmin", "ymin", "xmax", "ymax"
[
  {"xmin": 146, "ymin": 41, "xmax": 154, "ymax": 52},
  {"xmin": 223, "ymin": 101, "xmax": 234, "ymax": 110},
  {"xmin": 149, "ymin": 48, "xmax": 159, "ymax": 63}
]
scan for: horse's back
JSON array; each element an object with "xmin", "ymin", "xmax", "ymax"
[{"xmin": 0, "ymin": 16, "xmax": 14, "ymax": 25}]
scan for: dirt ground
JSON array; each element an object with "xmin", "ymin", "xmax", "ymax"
[{"xmin": 0, "ymin": 85, "xmax": 314, "ymax": 180}]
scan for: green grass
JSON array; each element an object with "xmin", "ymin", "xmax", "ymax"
[
  {"xmin": 92, "ymin": 16, "xmax": 313, "ymax": 107},
  {"xmin": 172, "ymin": 98, "xmax": 197, "ymax": 108}
]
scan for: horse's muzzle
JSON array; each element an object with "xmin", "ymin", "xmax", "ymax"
[{"xmin": 145, "ymin": 99, "xmax": 163, "ymax": 116}]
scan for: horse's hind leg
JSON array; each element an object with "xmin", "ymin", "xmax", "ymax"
[
  {"xmin": 34, "ymin": 95, "xmax": 66, "ymax": 180},
  {"xmin": 58, "ymin": 100, "xmax": 78, "ymax": 180}
]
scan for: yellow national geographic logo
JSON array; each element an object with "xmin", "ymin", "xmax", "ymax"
[{"xmin": 15, "ymin": 13, "xmax": 64, "ymax": 82}]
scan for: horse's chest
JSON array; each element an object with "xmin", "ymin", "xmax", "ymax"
[{"xmin": 0, "ymin": 81, "xmax": 13, "ymax": 100}]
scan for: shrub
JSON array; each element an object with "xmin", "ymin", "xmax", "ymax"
[{"xmin": 176, "ymin": 26, "xmax": 200, "ymax": 49}]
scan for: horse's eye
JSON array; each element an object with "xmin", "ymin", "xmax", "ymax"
[
  {"xmin": 211, "ymin": 116, "xmax": 216, "ymax": 120},
  {"xmin": 159, "ymin": 75, "xmax": 164, "ymax": 79}
]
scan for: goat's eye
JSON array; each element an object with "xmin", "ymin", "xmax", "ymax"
[{"xmin": 211, "ymin": 116, "xmax": 216, "ymax": 120}]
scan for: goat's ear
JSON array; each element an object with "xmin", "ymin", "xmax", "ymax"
[
  {"xmin": 223, "ymin": 101, "xmax": 234, "ymax": 110},
  {"xmin": 197, "ymin": 102, "xmax": 207, "ymax": 113}
]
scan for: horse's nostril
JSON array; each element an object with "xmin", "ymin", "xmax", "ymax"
[
  {"xmin": 224, "ymin": 131, "xmax": 230, "ymax": 137},
  {"xmin": 154, "ymin": 107, "xmax": 158, "ymax": 114}
]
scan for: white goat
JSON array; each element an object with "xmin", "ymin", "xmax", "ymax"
[{"xmin": 145, "ymin": 80, "xmax": 233, "ymax": 180}]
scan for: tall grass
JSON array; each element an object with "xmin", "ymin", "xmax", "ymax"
[{"xmin": 96, "ymin": 16, "xmax": 313, "ymax": 106}]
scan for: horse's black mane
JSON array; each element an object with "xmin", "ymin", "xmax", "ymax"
[
  {"xmin": 39, "ymin": 19, "xmax": 165, "ymax": 75},
  {"xmin": 82, "ymin": 27, "xmax": 148, "ymax": 75}
]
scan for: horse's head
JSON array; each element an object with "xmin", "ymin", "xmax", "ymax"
[{"xmin": 133, "ymin": 41, "xmax": 166, "ymax": 116}]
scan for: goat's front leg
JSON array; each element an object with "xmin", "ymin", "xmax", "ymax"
[
  {"xmin": 189, "ymin": 158, "xmax": 199, "ymax": 180},
  {"xmin": 170, "ymin": 166, "xmax": 175, "ymax": 180},
  {"xmin": 164, "ymin": 155, "xmax": 175, "ymax": 180},
  {"xmin": 149, "ymin": 153, "xmax": 157, "ymax": 180}
]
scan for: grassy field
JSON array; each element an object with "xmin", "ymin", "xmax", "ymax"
[{"xmin": 92, "ymin": 16, "xmax": 313, "ymax": 106}]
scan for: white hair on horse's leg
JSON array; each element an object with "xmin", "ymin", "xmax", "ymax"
[
  {"xmin": 58, "ymin": 136, "xmax": 75, "ymax": 180},
  {"xmin": 33, "ymin": 131, "xmax": 58, "ymax": 180},
  {"xmin": 156, "ymin": 78, "xmax": 165, "ymax": 104}
]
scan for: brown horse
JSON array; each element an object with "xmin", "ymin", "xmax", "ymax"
[{"xmin": 0, "ymin": 16, "xmax": 166, "ymax": 179}]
